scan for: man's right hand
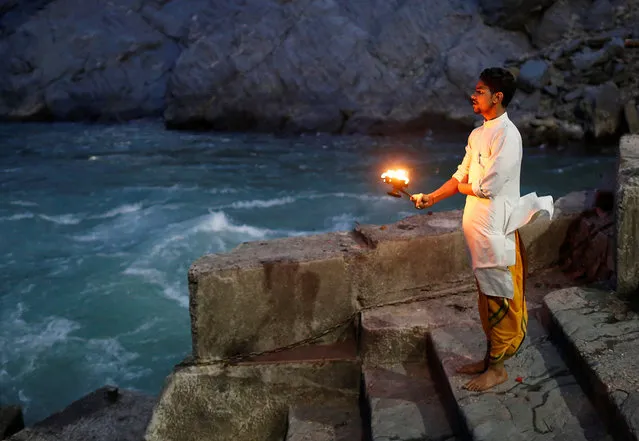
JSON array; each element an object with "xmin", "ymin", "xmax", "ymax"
[{"xmin": 410, "ymin": 193, "xmax": 433, "ymax": 210}]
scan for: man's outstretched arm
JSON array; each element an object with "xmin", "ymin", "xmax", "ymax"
[{"xmin": 411, "ymin": 177, "xmax": 462, "ymax": 209}]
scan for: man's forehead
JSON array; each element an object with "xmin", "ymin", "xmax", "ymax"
[{"xmin": 475, "ymin": 81, "xmax": 489, "ymax": 90}]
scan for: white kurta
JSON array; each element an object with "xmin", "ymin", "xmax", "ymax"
[{"xmin": 452, "ymin": 112, "xmax": 554, "ymax": 298}]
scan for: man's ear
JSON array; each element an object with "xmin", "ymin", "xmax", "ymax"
[{"xmin": 493, "ymin": 91, "xmax": 504, "ymax": 104}]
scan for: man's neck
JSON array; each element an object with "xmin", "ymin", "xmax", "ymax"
[{"xmin": 482, "ymin": 107, "xmax": 506, "ymax": 121}]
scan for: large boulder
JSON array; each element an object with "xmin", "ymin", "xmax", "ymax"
[
  {"xmin": 517, "ymin": 59, "xmax": 550, "ymax": 92},
  {"xmin": 579, "ymin": 81, "xmax": 622, "ymax": 138},
  {"xmin": 0, "ymin": 0, "xmax": 533, "ymax": 131},
  {"xmin": 478, "ymin": 0, "xmax": 554, "ymax": 32},
  {"xmin": 532, "ymin": 0, "xmax": 590, "ymax": 48},
  {"xmin": 0, "ymin": 0, "xmax": 181, "ymax": 121},
  {"xmin": 165, "ymin": 0, "xmax": 531, "ymax": 133}
]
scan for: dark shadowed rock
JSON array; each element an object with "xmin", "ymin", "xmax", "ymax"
[
  {"xmin": 624, "ymin": 100, "xmax": 639, "ymax": 134},
  {"xmin": 0, "ymin": 406, "xmax": 24, "ymax": 439},
  {"xmin": 165, "ymin": 0, "xmax": 531, "ymax": 134},
  {"xmin": 533, "ymin": 0, "xmax": 590, "ymax": 47},
  {"xmin": 580, "ymin": 81, "xmax": 622, "ymax": 138},
  {"xmin": 0, "ymin": 0, "xmax": 636, "ymax": 141},
  {"xmin": 0, "ymin": 0, "xmax": 181, "ymax": 121},
  {"xmin": 478, "ymin": 0, "xmax": 554, "ymax": 32},
  {"xmin": 7, "ymin": 386, "xmax": 155, "ymax": 441},
  {"xmin": 517, "ymin": 59, "xmax": 550, "ymax": 92}
]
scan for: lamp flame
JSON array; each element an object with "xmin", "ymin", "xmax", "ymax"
[{"xmin": 381, "ymin": 169, "xmax": 409, "ymax": 185}]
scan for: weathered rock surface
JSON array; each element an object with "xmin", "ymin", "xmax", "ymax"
[
  {"xmin": 558, "ymin": 189, "xmax": 615, "ymax": 284},
  {"xmin": 1, "ymin": 0, "xmax": 637, "ymax": 142},
  {"xmin": 8, "ymin": 387, "xmax": 155, "ymax": 441},
  {"xmin": 429, "ymin": 319, "xmax": 613, "ymax": 440},
  {"xmin": 360, "ymin": 290, "xmax": 477, "ymax": 366},
  {"xmin": 364, "ymin": 363, "xmax": 457, "ymax": 441},
  {"xmin": 144, "ymin": 351, "xmax": 360, "ymax": 441},
  {"xmin": 286, "ymin": 405, "xmax": 361, "ymax": 441},
  {"xmin": 189, "ymin": 191, "xmax": 586, "ymax": 361},
  {"xmin": 0, "ymin": 0, "xmax": 181, "ymax": 121},
  {"xmin": 0, "ymin": 406, "xmax": 24, "ymax": 439},
  {"xmin": 616, "ymin": 135, "xmax": 639, "ymax": 295},
  {"xmin": 543, "ymin": 287, "xmax": 639, "ymax": 441}
]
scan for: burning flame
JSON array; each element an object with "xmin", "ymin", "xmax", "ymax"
[{"xmin": 381, "ymin": 169, "xmax": 409, "ymax": 185}]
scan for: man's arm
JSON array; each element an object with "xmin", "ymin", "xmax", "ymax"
[
  {"xmin": 411, "ymin": 177, "xmax": 462, "ymax": 208},
  {"xmin": 458, "ymin": 182, "xmax": 474, "ymax": 196},
  {"xmin": 431, "ymin": 177, "xmax": 461, "ymax": 203},
  {"xmin": 412, "ymin": 143, "xmax": 471, "ymax": 209}
]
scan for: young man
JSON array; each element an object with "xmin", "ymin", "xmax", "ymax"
[{"xmin": 411, "ymin": 67, "xmax": 553, "ymax": 392}]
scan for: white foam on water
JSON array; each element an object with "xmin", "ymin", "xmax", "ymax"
[
  {"xmin": 328, "ymin": 192, "xmax": 389, "ymax": 202},
  {"xmin": 116, "ymin": 319, "xmax": 159, "ymax": 338},
  {"xmin": 0, "ymin": 212, "xmax": 34, "ymax": 221},
  {"xmin": 10, "ymin": 200, "xmax": 38, "ymax": 207},
  {"xmin": 91, "ymin": 203, "xmax": 143, "ymax": 219},
  {"xmin": 0, "ymin": 304, "xmax": 82, "ymax": 376},
  {"xmin": 329, "ymin": 213, "xmax": 359, "ymax": 231},
  {"xmin": 38, "ymin": 213, "xmax": 83, "ymax": 225},
  {"xmin": 207, "ymin": 187, "xmax": 239, "ymax": 195},
  {"xmin": 123, "ymin": 267, "xmax": 188, "ymax": 308},
  {"xmin": 71, "ymin": 232, "xmax": 101, "ymax": 242},
  {"xmin": 198, "ymin": 211, "xmax": 273, "ymax": 238},
  {"xmin": 226, "ymin": 196, "xmax": 297, "ymax": 209},
  {"xmin": 84, "ymin": 338, "xmax": 150, "ymax": 382}
]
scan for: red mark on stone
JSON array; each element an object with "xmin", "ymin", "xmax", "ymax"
[{"xmin": 515, "ymin": 376, "xmax": 523, "ymax": 383}]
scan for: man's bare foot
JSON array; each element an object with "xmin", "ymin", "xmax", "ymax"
[
  {"xmin": 456, "ymin": 360, "xmax": 487, "ymax": 374},
  {"xmin": 463, "ymin": 364, "xmax": 508, "ymax": 392}
]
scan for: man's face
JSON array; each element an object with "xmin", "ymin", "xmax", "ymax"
[{"xmin": 471, "ymin": 80, "xmax": 497, "ymax": 115}]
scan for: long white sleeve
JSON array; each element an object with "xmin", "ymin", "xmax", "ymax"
[{"xmin": 452, "ymin": 144, "xmax": 472, "ymax": 183}]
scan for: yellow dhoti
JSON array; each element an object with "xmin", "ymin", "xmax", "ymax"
[{"xmin": 477, "ymin": 230, "xmax": 528, "ymax": 364}]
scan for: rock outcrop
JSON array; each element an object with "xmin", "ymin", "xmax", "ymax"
[{"xmin": 0, "ymin": 0, "xmax": 637, "ymax": 142}]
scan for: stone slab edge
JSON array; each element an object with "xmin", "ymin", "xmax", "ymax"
[
  {"xmin": 189, "ymin": 191, "xmax": 588, "ymax": 360},
  {"xmin": 286, "ymin": 404, "xmax": 362, "ymax": 441},
  {"xmin": 542, "ymin": 287, "xmax": 639, "ymax": 441},
  {"xmin": 145, "ymin": 359, "xmax": 360, "ymax": 441},
  {"xmin": 616, "ymin": 134, "xmax": 639, "ymax": 295}
]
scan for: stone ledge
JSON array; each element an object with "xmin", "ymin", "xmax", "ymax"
[
  {"xmin": 428, "ymin": 319, "xmax": 612, "ymax": 440},
  {"xmin": 286, "ymin": 405, "xmax": 361, "ymax": 441},
  {"xmin": 144, "ymin": 359, "xmax": 360, "ymax": 441},
  {"xmin": 616, "ymin": 134, "xmax": 639, "ymax": 295},
  {"xmin": 542, "ymin": 287, "xmax": 639, "ymax": 441},
  {"xmin": 8, "ymin": 387, "xmax": 155, "ymax": 441},
  {"xmin": 360, "ymin": 290, "xmax": 477, "ymax": 366},
  {"xmin": 189, "ymin": 191, "xmax": 589, "ymax": 360}
]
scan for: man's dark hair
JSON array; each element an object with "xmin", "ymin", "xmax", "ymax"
[{"xmin": 479, "ymin": 67, "xmax": 517, "ymax": 108}]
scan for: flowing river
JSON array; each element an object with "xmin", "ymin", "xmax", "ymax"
[{"xmin": 0, "ymin": 121, "xmax": 616, "ymax": 423}]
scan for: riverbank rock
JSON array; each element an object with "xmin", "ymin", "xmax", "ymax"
[
  {"xmin": 7, "ymin": 386, "xmax": 155, "ymax": 441},
  {"xmin": 0, "ymin": 0, "xmax": 637, "ymax": 143},
  {"xmin": 0, "ymin": 406, "xmax": 24, "ymax": 439}
]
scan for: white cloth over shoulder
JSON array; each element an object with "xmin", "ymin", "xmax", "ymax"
[{"xmin": 453, "ymin": 112, "xmax": 555, "ymax": 299}]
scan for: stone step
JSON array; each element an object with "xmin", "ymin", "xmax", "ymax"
[
  {"xmin": 363, "ymin": 363, "xmax": 458, "ymax": 441},
  {"xmin": 360, "ymin": 292, "xmax": 477, "ymax": 366},
  {"xmin": 285, "ymin": 405, "xmax": 362, "ymax": 441},
  {"xmin": 542, "ymin": 287, "xmax": 639, "ymax": 441},
  {"xmin": 428, "ymin": 318, "xmax": 613, "ymax": 441}
]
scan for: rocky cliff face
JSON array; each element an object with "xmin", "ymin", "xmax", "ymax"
[{"xmin": 0, "ymin": 0, "xmax": 637, "ymax": 143}]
